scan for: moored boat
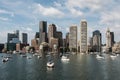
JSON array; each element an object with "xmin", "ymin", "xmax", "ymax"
[
  {"xmin": 2, "ymin": 58, "xmax": 9, "ymax": 62},
  {"xmin": 61, "ymin": 55, "xmax": 70, "ymax": 61},
  {"xmin": 47, "ymin": 61, "xmax": 54, "ymax": 68},
  {"xmin": 96, "ymin": 54, "xmax": 104, "ymax": 59}
]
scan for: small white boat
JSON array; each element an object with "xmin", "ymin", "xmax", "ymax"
[
  {"xmin": 21, "ymin": 55, "xmax": 27, "ymax": 57},
  {"xmin": 33, "ymin": 53, "xmax": 39, "ymax": 56},
  {"xmin": 13, "ymin": 51, "xmax": 16, "ymax": 54},
  {"xmin": 96, "ymin": 55, "xmax": 104, "ymax": 59},
  {"xmin": 116, "ymin": 54, "xmax": 119, "ymax": 56},
  {"xmin": 2, "ymin": 58, "xmax": 9, "ymax": 62},
  {"xmin": 81, "ymin": 53, "xmax": 84, "ymax": 55},
  {"xmin": 110, "ymin": 55, "xmax": 117, "ymax": 58},
  {"xmin": 27, "ymin": 56, "xmax": 32, "ymax": 59},
  {"xmin": 61, "ymin": 56, "xmax": 70, "ymax": 61},
  {"xmin": 38, "ymin": 55, "xmax": 41, "ymax": 59},
  {"xmin": 47, "ymin": 62, "xmax": 54, "ymax": 68}
]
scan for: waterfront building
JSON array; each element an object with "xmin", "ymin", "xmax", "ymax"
[
  {"xmin": 7, "ymin": 33, "xmax": 18, "ymax": 43},
  {"xmin": 110, "ymin": 32, "xmax": 115, "ymax": 46},
  {"xmin": 88, "ymin": 37, "xmax": 93, "ymax": 52},
  {"xmin": 106, "ymin": 28, "xmax": 114, "ymax": 52},
  {"xmin": 112, "ymin": 42, "xmax": 120, "ymax": 53},
  {"xmin": 92, "ymin": 30, "xmax": 102, "ymax": 52},
  {"xmin": 55, "ymin": 31, "xmax": 63, "ymax": 47},
  {"xmin": 39, "ymin": 21, "xmax": 47, "ymax": 45},
  {"xmin": 69, "ymin": 26, "xmax": 77, "ymax": 52},
  {"xmin": 65, "ymin": 32, "xmax": 69, "ymax": 49},
  {"xmin": 80, "ymin": 20, "xmax": 87, "ymax": 53},
  {"xmin": 14, "ymin": 30, "xmax": 19, "ymax": 40},
  {"xmin": 31, "ymin": 39, "xmax": 39, "ymax": 50},
  {"xmin": 22, "ymin": 33, "xmax": 28, "ymax": 44},
  {"xmin": 48, "ymin": 24, "xmax": 57, "ymax": 43},
  {"xmin": 7, "ymin": 30, "xmax": 20, "ymax": 43},
  {"xmin": 35, "ymin": 32, "xmax": 39, "ymax": 38},
  {"xmin": 16, "ymin": 43, "xmax": 29, "ymax": 51},
  {"xmin": 0, "ymin": 43, "xmax": 4, "ymax": 52},
  {"xmin": 106, "ymin": 28, "xmax": 112, "ymax": 48},
  {"xmin": 47, "ymin": 24, "xmax": 63, "ymax": 52},
  {"xmin": 10, "ymin": 38, "xmax": 21, "ymax": 44},
  {"xmin": 49, "ymin": 37, "xmax": 58, "ymax": 52},
  {"xmin": 6, "ymin": 43, "xmax": 16, "ymax": 51}
]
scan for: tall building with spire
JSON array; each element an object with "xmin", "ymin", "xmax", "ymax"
[{"xmin": 80, "ymin": 20, "xmax": 87, "ymax": 53}]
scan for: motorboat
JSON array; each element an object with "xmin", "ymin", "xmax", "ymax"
[
  {"xmin": 47, "ymin": 61, "xmax": 54, "ymax": 68},
  {"xmin": 110, "ymin": 55, "xmax": 117, "ymax": 58},
  {"xmin": 38, "ymin": 55, "xmax": 41, "ymax": 59},
  {"xmin": 116, "ymin": 54, "xmax": 119, "ymax": 56},
  {"xmin": 81, "ymin": 53, "xmax": 84, "ymax": 55},
  {"xmin": 13, "ymin": 51, "xmax": 16, "ymax": 54},
  {"xmin": 96, "ymin": 54, "xmax": 104, "ymax": 59},
  {"xmin": 61, "ymin": 55, "xmax": 70, "ymax": 61},
  {"xmin": 27, "ymin": 56, "xmax": 32, "ymax": 59},
  {"xmin": 33, "ymin": 53, "xmax": 39, "ymax": 56},
  {"xmin": 21, "ymin": 55, "xmax": 27, "ymax": 57},
  {"xmin": 2, "ymin": 58, "xmax": 9, "ymax": 62}
]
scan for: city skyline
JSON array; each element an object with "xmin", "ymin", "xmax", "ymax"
[{"xmin": 0, "ymin": 0, "xmax": 120, "ymax": 44}]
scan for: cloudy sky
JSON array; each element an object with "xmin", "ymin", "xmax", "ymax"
[{"xmin": 0, "ymin": 0, "xmax": 120, "ymax": 44}]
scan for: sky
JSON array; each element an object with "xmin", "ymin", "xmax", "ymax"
[{"xmin": 0, "ymin": 0, "xmax": 120, "ymax": 44}]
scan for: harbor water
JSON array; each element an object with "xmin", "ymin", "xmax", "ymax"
[{"xmin": 0, "ymin": 53, "xmax": 120, "ymax": 80}]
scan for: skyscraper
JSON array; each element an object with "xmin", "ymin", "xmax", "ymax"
[
  {"xmin": 92, "ymin": 30, "xmax": 102, "ymax": 52},
  {"xmin": 65, "ymin": 32, "xmax": 69, "ymax": 48},
  {"xmin": 80, "ymin": 20, "xmax": 87, "ymax": 53},
  {"xmin": 88, "ymin": 37, "xmax": 93, "ymax": 52},
  {"xmin": 48, "ymin": 24, "xmax": 56, "ymax": 43},
  {"xmin": 69, "ymin": 26, "xmax": 77, "ymax": 51},
  {"xmin": 7, "ymin": 33, "xmax": 18, "ymax": 43},
  {"xmin": 14, "ymin": 30, "xmax": 19, "ymax": 40},
  {"xmin": 39, "ymin": 21, "xmax": 47, "ymax": 45},
  {"xmin": 106, "ymin": 28, "xmax": 115, "ymax": 50},
  {"xmin": 35, "ymin": 32, "xmax": 39, "ymax": 39},
  {"xmin": 7, "ymin": 30, "xmax": 20, "ymax": 43},
  {"xmin": 110, "ymin": 32, "xmax": 115, "ymax": 46},
  {"xmin": 106, "ymin": 28, "xmax": 112, "ymax": 48},
  {"xmin": 55, "ymin": 31, "xmax": 63, "ymax": 47},
  {"xmin": 22, "ymin": 33, "xmax": 28, "ymax": 44}
]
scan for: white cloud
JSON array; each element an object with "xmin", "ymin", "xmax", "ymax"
[
  {"xmin": 65, "ymin": 0, "xmax": 102, "ymax": 16},
  {"xmin": 0, "ymin": 17, "xmax": 9, "ymax": 21},
  {"xmin": 99, "ymin": 5, "xmax": 120, "ymax": 42},
  {"xmin": 100, "ymin": 8, "xmax": 120, "ymax": 25},
  {"xmin": 33, "ymin": 3, "xmax": 64, "ymax": 17},
  {"xmin": 0, "ymin": 9, "xmax": 14, "ymax": 17},
  {"xmin": 54, "ymin": 2, "xmax": 62, "ymax": 7},
  {"xmin": 0, "ymin": 30, "xmax": 13, "ymax": 43},
  {"xmin": 70, "ymin": 8, "xmax": 83, "ymax": 16},
  {"xmin": 65, "ymin": 0, "xmax": 119, "ymax": 17}
]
